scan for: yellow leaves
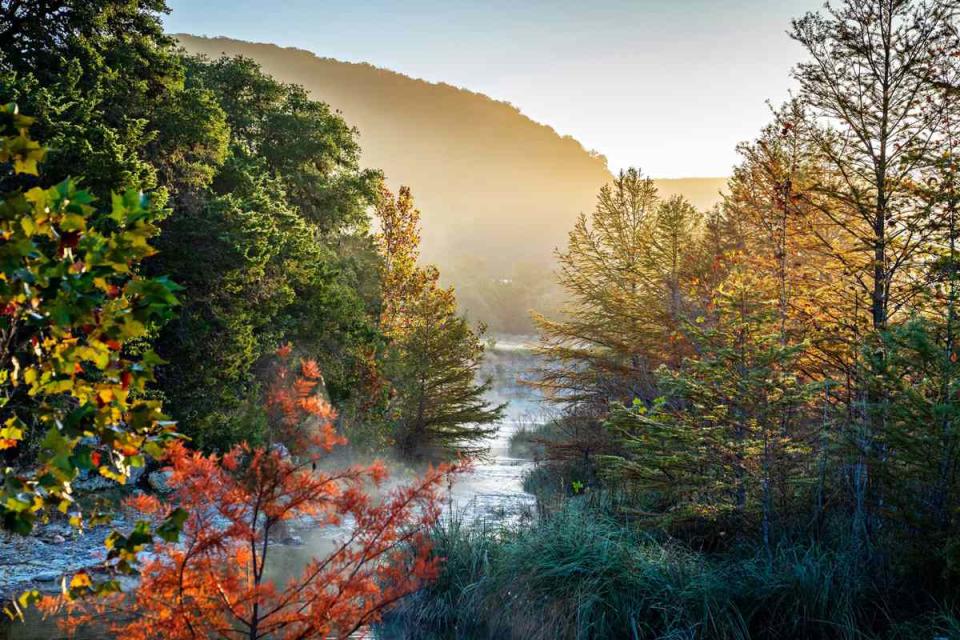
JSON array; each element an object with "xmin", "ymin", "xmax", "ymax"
[
  {"xmin": 0, "ymin": 109, "xmax": 45, "ymax": 175},
  {"xmin": 19, "ymin": 215, "xmax": 36, "ymax": 236},
  {"xmin": 99, "ymin": 466, "xmax": 127, "ymax": 484},
  {"xmin": 66, "ymin": 572, "xmax": 92, "ymax": 594},
  {"xmin": 4, "ymin": 589, "xmax": 41, "ymax": 621},
  {"xmin": 12, "ymin": 147, "xmax": 43, "ymax": 175},
  {"xmin": 0, "ymin": 417, "xmax": 25, "ymax": 449},
  {"xmin": 92, "ymin": 277, "xmax": 111, "ymax": 292}
]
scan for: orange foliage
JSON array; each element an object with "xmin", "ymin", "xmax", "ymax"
[{"xmin": 45, "ymin": 347, "xmax": 459, "ymax": 639}]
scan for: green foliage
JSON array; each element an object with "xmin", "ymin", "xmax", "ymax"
[
  {"xmin": 150, "ymin": 55, "xmax": 382, "ymax": 450},
  {"xmin": 0, "ymin": 1, "xmax": 188, "ymax": 202},
  {"xmin": 0, "ymin": 3, "xmax": 383, "ymax": 452},
  {"xmin": 601, "ymin": 259, "xmax": 811, "ymax": 541},
  {"xmin": 856, "ymin": 318, "xmax": 960, "ymax": 576},
  {"xmin": 0, "ymin": 104, "xmax": 179, "ymax": 535},
  {"xmin": 385, "ymin": 296, "xmax": 504, "ymax": 458}
]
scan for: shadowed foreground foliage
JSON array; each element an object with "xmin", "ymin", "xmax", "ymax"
[{"xmin": 382, "ymin": 499, "xmax": 960, "ymax": 640}]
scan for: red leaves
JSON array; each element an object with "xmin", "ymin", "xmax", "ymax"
[
  {"xmin": 56, "ymin": 231, "xmax": 80, "ymax": 257},
  {"xmin": 300, "ymin": 358, "xmax": 322, "ymax": 380},
  {"xmin": 50, "ymin": 352, "xmax": 461, "ymax": 639},
  {"xmin": 267, "ymin": 349, "xmax": 337, "ymax": 443},
  {"xmin": 123, "ymin": 492, "xmax": 162, "ymax": 516}
]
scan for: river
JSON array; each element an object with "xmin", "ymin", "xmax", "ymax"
[{"xmin": 1, "ymin": 335, "xmax": 544, "ymax": 640}]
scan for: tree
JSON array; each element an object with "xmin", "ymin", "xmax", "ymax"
[
  {"xmin": 376, "ymin": 186, "xmax": 503, "ymax": 459},
  {"xmin": 530, "ymin": 171, "xmax": 707, "ymax": 485},
  {"xmin": 1, "ymin": 4, "xmax": 384, "ymax": 452},
  {"xmin": 791, "ymin": 0, "xmax": 958, "ymax": 548},
  {"xmin": 861, "ymin": 320, "xmax": 960, "ymax": 540},
  {"xmin": 0, "ymin": 1, "xmax": 212, "ymax": 204},
  {"xmin": 649, "ymin": 195, "xmax": 702, "ymax": 367},
  {"xmin": 792, "ymin": 0, "xmax": 955, "ymax": 332},
  {"xmin": 150, "ymin": 56, "xmax": 382, "ymax": 450},
  {"xmin": 532, "ymin": 169, "xmax": 663, "ymax": 410},
  {"xmin": 0, "ymin": 104, "xmax": 180, "ymax": 537},
  {"xmin": 44, "ymin": 348, "xmax": 459, "ymax": 639},
  {"xmin": 605, "ymin": 261, "xmax": 811, "ymax": 550}
]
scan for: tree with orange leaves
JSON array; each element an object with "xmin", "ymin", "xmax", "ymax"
[{"xmin": 44, "ymin": 347, "xmax": 458, "ymax": 640}]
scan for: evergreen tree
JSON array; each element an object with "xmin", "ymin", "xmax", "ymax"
[
  {"xmin": 650, "ymin": 194, "xmax": 702, "ymax": 367},
  {"xmin": 606, "ymin": 261, "xmax": 811, "ymax": 548},
  {"xmin": 376, "ymin": 186, "xmax": 503, "ymax": 459}
]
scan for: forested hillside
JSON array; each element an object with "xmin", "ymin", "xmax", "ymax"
[{"xmin": 176, "ymin": 35, "xmax": 726, "ymax": 331}]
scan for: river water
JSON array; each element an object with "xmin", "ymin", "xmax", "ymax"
[
  {"xmin": 2, "ymin": 335, "xmax": 544, "ymax": 640},
  {"xmin": 447, "ymin": 335, "xmax": 542, "ymax": 525}
]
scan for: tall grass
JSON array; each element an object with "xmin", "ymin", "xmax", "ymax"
[{"xmin": 380, "ymin": 500, "xmax": 957, "ymax": 640}]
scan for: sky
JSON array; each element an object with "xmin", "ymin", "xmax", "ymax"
[{"xmin": 163, "ymin": 0, "xmax": 823, "ymax": 178}]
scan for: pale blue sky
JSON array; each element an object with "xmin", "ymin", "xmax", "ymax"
[{"xmin": 163, "ymin": 0, "xmax": 822, "ymax": 178}]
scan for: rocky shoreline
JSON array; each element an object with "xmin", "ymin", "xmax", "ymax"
[
  {"xmin": 0, "ymin": 515, "xmax": 132, "ymax": 601},
  {"xmin": 0, "ymin": 467, "xmax": 167, "ymax": 602}
]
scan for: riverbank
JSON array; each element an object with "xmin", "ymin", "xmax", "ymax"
[{"xmin": 1, "ymin": 336, "xmax": 547, "ymax": 639}]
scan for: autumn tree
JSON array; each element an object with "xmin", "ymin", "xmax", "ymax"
[
  {"xmin": 792, "ymin": 0, "xmax": 955, "ymax": 331},
  {"xmin": 650, "ymin": 195, "xmax": 702, "ymax": 367},
  {"xmin": 376, "ymin": 186, "xmax": 503, "ymax": 459},
  {"xmin": 791, "ymin": 0, "xmax": 958, "ymax": 547},
  {"xmin": 44, "ymin": 348, "xmax": 458, "ymax": 639},
  {"xmin": 605, "ymin": 259, "xmax": 811, "ymax": 548},
  {"xmin": 533, "ymin": 169, "xmax": 663, "ymax": 409}
]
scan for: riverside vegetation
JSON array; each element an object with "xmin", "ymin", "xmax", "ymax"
[
  {"xmin": 384, "ymin": 1, "xmax": 960, "ymax": 639},
  {"xmin": 2, "ymin": 1, "xmax": 960, "ymax": 639},
  {"xmin": 0, "ymin": 1, "xmax": 496, "ymax": 637}
]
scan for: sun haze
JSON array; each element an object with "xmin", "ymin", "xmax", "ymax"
[{"xmin": 164, "ymin": 0, "xmax": 821, "ymax": 178}]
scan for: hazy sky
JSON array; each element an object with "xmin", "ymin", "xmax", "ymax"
[{"xmin": 164, "ymin": 0, "xmax": 823, "ymax": 178}]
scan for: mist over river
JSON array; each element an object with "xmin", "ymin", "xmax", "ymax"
[{"xmin": 1, "ymin": 335, "xmax": 547, "ymax": 640}]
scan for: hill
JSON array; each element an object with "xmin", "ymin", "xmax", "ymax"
[{"xmin": 175, "ymin": 35, "xmax": 727, "ymax": 331}]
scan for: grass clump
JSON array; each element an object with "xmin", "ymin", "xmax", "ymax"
[{"xmin": 382, "ymin": 500, "xmax": 959, "ymax": 640}]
